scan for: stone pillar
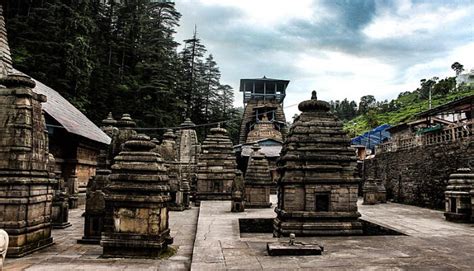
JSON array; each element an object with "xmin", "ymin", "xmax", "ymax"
[
  {"xmin": 245, "ymin": 144, "xmax": 273, "ymax": 208},
  {"xmin": 101, "ymin": 134, "xmax": 173, "ymax": 258},
  {"xmin": 182, "ymin": 180, "xmax": 191, "ymax": 209},
  {"xmin": 274, "ymin": 91, "xmax": 362, "ymax": 237},
  {"xmin": 195, "ymin": 125, "xmax": 237, "ymax": 205},
  {"xmin": 231, "ymin": 170, "xmax": 245, "ymax": 212},
  {"xmin": 0, "ymin": 73, "xmax": 55, "ymax": 257},
  {"xmin": 50, "ymin": 153, "xmax": 71, "ymax": 229},
  {"xmin": 444, "ymin": 168, "xmax": 473, "ymax": 222}
]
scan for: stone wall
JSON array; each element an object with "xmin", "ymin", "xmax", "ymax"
[{"xmin": 364, "ymin": 138, "xmax": 474, "ymax": 209}]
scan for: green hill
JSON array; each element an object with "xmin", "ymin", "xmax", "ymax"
[{"xmin": 343, "ymin": 88, "xmax": 474, "ymax": 138}]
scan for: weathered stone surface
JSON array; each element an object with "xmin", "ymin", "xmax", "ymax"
[
  {"xmin": 267, "ymin": 241, "xmax": 323, "ymax": 256},
  {"xmin": 0, "ymin": 73, "xmax": 54, "ymax": 257},
  {"xmin": 363, "ymin": 178, "xmax": 378, "ymax": 205},
  {"xmin": 195, "ymin": 125, "xmax": 237, "ymax": 205},
  {"xmin": 175, "ymin": 118, "xmax": 200, "ymax": 202},
  {"xmin": 79, "ymin": 151, "xmax": 109, "ymax": 244},
  {"xmin": 239, "ymin": 100, "xmax": 287, "ymax": 144},
  {"xmin": 245, "ymin": 144, "xmax": 273, "ymax": 208},
  {"xmin": 274, "ymin": 91, "xmax": 362, "ymax": 237},
  {"xmin": 101, "ymin": 134, "xmax": 173, "ymax": 258},
  {"xmin": 365, "ymin": 139, "xmax": 473, "ymax": 209},
  {"xmin": 153, "ymin": 129, "xmax": 187, "ymax": 211},
  {"xmin": 444, "ymin": 168, "xmax": 473, "ymax": 222},
  {"xmin": 50, "ymin": 153, "xmax": 71, "ymax": 229},
  {"xmin": 246, "ymin": 115, "xmax": 282, "ymax": 143},
  {"xmin": 231, "ymin": 170, "xmax": 245, "ymax": 212}
]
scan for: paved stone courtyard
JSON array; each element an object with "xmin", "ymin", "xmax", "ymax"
[
  {"xmin": 3, "ymin": 206, "xmax": 199, "ymax": 271},
  {"xmin": 3, "ymin": 196, "xmax": 474, "ymax": 270}
]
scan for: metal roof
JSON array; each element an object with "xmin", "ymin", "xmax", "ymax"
[
  {"xmin": 14, "ymin": 69, "xmax": 111, "ymax": 145},
  {"xmin": 239, "ymin": 77, "xmax": 290, "ymax": 92},
  {"xmin": 234, "ymin": 138, "xmax": 282, "ymax": 157},
  {"xmin": 416, "ymin": 94, "xmax": 474, "ymax": 118},
  {"xmin": 351, "ymin": 124, "xmax": 391, "ymax": 149}
]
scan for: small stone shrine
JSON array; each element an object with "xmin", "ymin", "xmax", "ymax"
[
  {"xmin": 101, "ymin": 134, "xmax": 173, "ymax": 258},
  {"xmin": 176, "ymin": 118, "xmax": 200, "ymax": 189},
  {"xmin": 231, "ymin": 170, "xmax": 245, "ymax": 212},
  {"xmin": 376, "ymin": 179, "xmax": 387, "ymax": 203},
  {"xmin": 155, "ymin": 129, "xmax": 186, "ymax": 211},
  {"xmin": 363, "ymin": 178, "xmax": 378, "ymax": 205},
  {"xmin": 195, "ymin": 124, "xmax": 237, "ymax": 205},
  {"xmin": 273, "ymin": 91, "xmax": 362, "ymax": 237},
  {"xmin": 79, "ymin": 150, "xmax": 110, "ymax": 244},
  {"xmin": 50, "ymin": 153, "xmax": 71, "ymax": 229},
  {"xmin": 0, "ymin": 72, "xmax": 55, "ymax": 257},
  {"xmin": 101, "ymin": 112, "xmax": 119, "ymax": 165},
  {"xmin": 245, "ymin": 144, "xmax": 273, "ymax": 208},
  {"xmin": 79, "ymin": 113, "xmax": 117, "ymax": 243},
  {"xmin": 113, "ymin": 114, "xmax": 138, "ymax": 158},
  {"xmin": 444, "ymin": 168, "xmax": 474, "ymax": 222}
]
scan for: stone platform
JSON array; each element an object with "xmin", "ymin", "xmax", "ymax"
[
  {"xmin": 191, "ymin": 196, "xmax": 474, "ymax": 270},
  {"xmin": 3, "ymin": 206, "xmax": 199, "ymax": 271},
  {"xmin": 3, "ymin": 196, "xmax": 474, "ymax": 270}
]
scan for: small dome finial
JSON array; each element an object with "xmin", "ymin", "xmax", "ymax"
[{"xmin": 311, "ymin": 90, "xmax": 317, "ymax": 100}]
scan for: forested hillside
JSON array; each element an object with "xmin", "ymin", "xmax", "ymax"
[
  {"xmin": 5, "ymin": 0, "xmax": 241, "ymax": 141},
  {"xmin": 328, "ymin": 66, "xmax": 473, "ymax": 137}
]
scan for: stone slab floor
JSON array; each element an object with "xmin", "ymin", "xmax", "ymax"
[
  {"xmin": 191, "ymin": 196, "xmax": 474, "ymax": 270},
  {"xmin": 3, "ymin": 196, "xmax": 474, "ymax": 270},
  {"xmin": 3, "ymin": 206, "xmax": 199, "ymax": 271}
]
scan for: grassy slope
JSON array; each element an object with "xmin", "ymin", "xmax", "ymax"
[{"xmin": 343, "ymin": 89, "xmax": 474, "ymax": 137}]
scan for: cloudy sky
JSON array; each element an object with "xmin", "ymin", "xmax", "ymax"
[{"xmin": 174, "ymin": 0, "xmax": 474, "ymax": 118}]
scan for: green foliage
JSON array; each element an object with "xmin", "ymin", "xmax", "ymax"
[
  {"xmin": 7, "ymin": 0, "xmax": 241, "ymax": 143},
  {"xmin": 343, "ymin": 87, "xmax": 474, "ymax": 137}
]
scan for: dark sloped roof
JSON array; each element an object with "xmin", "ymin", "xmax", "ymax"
[
  {"xmin": 416, "ymin": 94, "xmax": 474, "ymax": 118},
  {"xmin": 14, "ymin": 69, "xmax": 111, "ymax": 145}
]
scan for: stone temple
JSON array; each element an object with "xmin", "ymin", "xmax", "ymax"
[
  {"xmin": 101, "ymin": 134, "xmax": 172, "ymax": 258},
  {"xmin": 195, "ymin": 124, "xmax": 236, "ymax": 205},
  {"xmin": 244, "ymin": 144, "xmax": 273, "ymax": 208},
  {"xmin": 274, "ymin": 91, "xmax": 362, "ymax": 236},
  {"xmin": 0, "ymin": 71, "xmax": 55, "ymax": 257}
]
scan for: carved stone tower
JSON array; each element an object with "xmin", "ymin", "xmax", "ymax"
[
  {"xmin": 101, "ymin": 134, "xmax": 173, "ymax": 258},
  {"xmin": 0, "ymin": 5, "xmax": 55, "ymax": 257},
  {"xmin": 195, "ymin": 125, "xmax": 236, "ymax": 205},
  {"xmin": 273, "ymin": 91, "xmax": 362, "ymax": 237},
  {"xmin": 245, "ymin": 144, "xmax": 273, "ymax": 208}
]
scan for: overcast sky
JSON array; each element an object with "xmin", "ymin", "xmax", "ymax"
[{"xmin": 174, "ymin": 0, "xmax": 474, "ymax": 119}]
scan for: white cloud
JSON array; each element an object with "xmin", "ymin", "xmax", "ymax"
[
  {"xmin": 363, "ymin": 2, "xmax": 470, "ymax": 39},
  {"xmin": 175, "ymin": 0, "xmax": 473, "ymax": 123},
  {"xmin": 198, "ymin": 0, "xmax": 316, "ymax": 27}
]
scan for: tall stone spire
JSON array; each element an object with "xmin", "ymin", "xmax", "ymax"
[{"xmin": 0, "ymin": 5, "xmax": 13, "ymax": 78}]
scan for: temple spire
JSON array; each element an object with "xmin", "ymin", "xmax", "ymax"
[{"xmin": 0, "ymin": 4, "xmax": 12, "ymax": 78}]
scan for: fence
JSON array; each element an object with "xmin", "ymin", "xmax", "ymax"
[{"xmin": 377, "ymin": 120, "xmax": 473, "ymax": 154}]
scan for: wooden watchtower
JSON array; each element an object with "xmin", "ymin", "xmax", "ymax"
[{"xmin": 238, "ymin": 77, "xmax": 289, "ymax": 144}]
